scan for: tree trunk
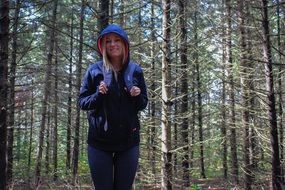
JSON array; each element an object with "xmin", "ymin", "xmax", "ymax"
[
  {"xmin": 276, "ymin": 0, "xmax": 284, "ymax": 182},
  {"xmin": 28, "ymin": 79, "xmax": 34, "ymax": 182},
  {"xmin": 7, "ymin": 0, "xmax": 21, "ymax": 187},
  {"xmin": 179, "ymin": 0, "xmax": 189, "ymax": 186},
  {"xmin": 98, "ymin": 0, "xmax": 109, "ymax": 33},
  {"xmin": 35, "ymin": 0, "xmax": 58, "ymax": 186},
  {"xmin": 0, "ymin": 1, "xmax": 10, "ymax": 189},
  {"xmin": 238, "ymin": 0, "xmax": 251, "ymax": 188},
  {"xmin": 197, "ymin": 60, "xmax": 206, "ymax": 179},
  {"xmin": 66, "ymin": 8, "xmax": 74, "ymax": 174},
  {"xmin": 97, "ymin": 0, "xmax": 109, "ymax": 57},
  {"xmin": 261, "ymin": 0, "xmax": 282, "ymax": 189},
  {"xmin": 161, "ymin": 0, "xmax": 172, "ymax": 189},
  {"xmin": 221, "ymin": 0, "xmax": 228, "ymax": 178},
  {"xmin": 190, "ymin": 71, "xmax": 196, "ymax": 170},
  {"xmin": 221, "ymin": 61, "xmax": 228, "ymax": 179},
  {"xmin": 221, "ymin": 65, "xmax": 228, "ymax": 180},
  {"xmin": 244, "ymin": 3, "xmax": 257, "ymax": 183},
  {"xmin": 15, "ymin": 118, "xmax": 21, "ymax": 162},
  {"xmin": 225, "ymin": 0, "xmax": 239, "ymax": 185},
  {"xmin": 53, "ymin": 46, "xmax": 59, "ymax": 181},
  {"xmin": 173, "ymin": 34, "xmax": 178, "ymax": 178},
  {"xmin": 193, "ymin": 7, "xmax": 206, "ymax": 179},
  {"xmin": 45, "ymin": 108, "xmax": 51, "ymax": 175},
  {"xmin": 110, "ymin": 0, "xmax": 114, "ymax": 23},
  {"xmin": 149, "ymin": 0, "xmax": 157, "ymax": 183},
  {"xmin": 119, "ymin": 0, "xmax": 125, "ymax": 26},
  {"xmin": 73, "ymin": 0, "xmax": 85, "ymax": 184}
]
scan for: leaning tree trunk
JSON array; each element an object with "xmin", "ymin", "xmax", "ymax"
[
  {"xmin": 0, "ymin": 1, "xmax": 10, "ymax": 190},
  {"xmin": 261, "ymin": 0, "xmax": 282, "ymax": 189},
  {"xmin": 161, "ymin": 0, "xmax": 172, "ymax": 189},
  {"xmin": 35, "ymin": 0, "xmax": 58, "ymax": 186}
]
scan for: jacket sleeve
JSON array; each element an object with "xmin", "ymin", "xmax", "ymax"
[
  {"xmin": 133, "ymin": 66, "xmax": 148, "ymax": 111},
  {"xmin": 78, "ymin": 65, "xmax": 104, "ymax": 111}
]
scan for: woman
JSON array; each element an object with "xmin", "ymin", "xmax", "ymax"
[{"xmin": 78, "ymin": 24, "xmax": 148, "ymax": 190}]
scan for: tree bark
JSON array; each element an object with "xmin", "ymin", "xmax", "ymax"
[
  {"xmin": 276, "ymin": 0, "xmax": 284, "ymax": 182},
  {"xmin": 73, "ymin": 0, "xmax": 85, "ymax": 184},
  {"xmin": 119, "ymin": 0, "xmax": 125, "ymax": 26},
  {"xmin": 238, "ymin": 0, "xmax": 251, "ymax": 188},
  {"xmin": 7, "ymin": 0, "xmax": 21, "ymax": 187},
  {"xmin": 28, "ymin": 79, "xmax": 34, "ymax": 183},
  {"xmin": 53, "ymin": 46, "xmax": 59, "ymax": 181},
  {"xmin": 190, "ymin": 70, "xmax": 196, "ymax": 170},
  {"xmin": 244, "ymin": 3, "xmax": 257, "ymax": 183},
  {"xmin": 45, "ymin": 108, "xmax": 51, "ymax": 175},
  {"xmin": 98, "ymin": 0, "xmax": 109, "ymax": 33},
  {"xmin": 161, "ymin": 0, "xmax": 172, "ymax": 189},
  {"xmin": 197, "ymin": 58, "xmax": 206, "ymax": 179},
  {"xmin": 173, "ymin": 31, "xmax": 179, "ymax": 178},
  {"xmin": 221, "ymin": 0, "xmax": 228, "ymax": 178},
  {"xmin": 179, "ymin": 0, "xmax": 189, "ymax": 186},
  {"xmin": 66, "ymin": 7, "xmax": 74, "ymax": 174},
  {"xmin": 149, "ymin": 0, "xmax": 157, "ymax": 183},
  {"xmin": 225, "ymin": 0, "xmax": 239, "ymax": 185},
  {"xmin": 110, "ymin": 0, "xmax": 114, "ymax": 23},
  {"xmin": 0, "ymin": 1, "xmax": 10, "ymax": 189},
  {"xmin": 193, "ymin": 6, "xmax": 206, "ymax": 179},
  {"xmin": 35, "ymin": 0, "xmax": 58, "ymax": 186},
  {"xmin": 261, "ymin": 0, "xmax": 282, "ymax": 189}
]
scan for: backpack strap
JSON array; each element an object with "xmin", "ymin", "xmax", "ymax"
[
  {"xmin": 96, "ymin": 61, "xmax": 110, "ymax": 131},
  {"xmin": 103, "ymin": 67, "xmax": 112, "ymax": 87},
  {"xmin": 97, "ymin": 61, "xmax": 112, "ymax": 87},
  {"xmin": 98, "ymin": 61, "xmax": 136, "ymax": 91},
  {"xmin": 124, "ymin": 62, "xmax": 136, "ymax": 92}
]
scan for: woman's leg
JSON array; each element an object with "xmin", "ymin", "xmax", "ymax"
[
  {"xmin": 88, "ymin": 145, "xmax": 114, "ymax": 190},
  {"xmin": 113, "ymin": 145, "xmax": 139, "ymax": 190}
]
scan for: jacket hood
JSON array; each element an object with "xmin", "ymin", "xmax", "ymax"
[{"xmin": 97, "ymin": 24, "xmax": 129, "ymax": 61}]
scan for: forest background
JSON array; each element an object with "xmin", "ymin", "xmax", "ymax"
[{"xmin": 0, "ymin": 0, "xmax": 285, "ymax": 189}]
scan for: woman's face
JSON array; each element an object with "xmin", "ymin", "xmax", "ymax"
[{"xmin": 104, "ymin": 33, "xmax": 125, "ymax": 60}]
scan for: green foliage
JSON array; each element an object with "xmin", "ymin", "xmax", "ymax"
[{"xmin": 191, "ymin": 184, "xmax": 202, "ymax": 190}]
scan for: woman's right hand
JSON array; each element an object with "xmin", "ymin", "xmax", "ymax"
[
  {"xmin": 99, "ymin": 81, "xmax": 108, "ymax": 94},
  {"xmin": 130, "ymin": 86, "xmax": 141, "ymax": 97}
]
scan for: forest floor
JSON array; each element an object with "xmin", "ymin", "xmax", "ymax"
[
  {"xmin": 187, "ymin": 177, "xmax": 230, "ymax": 190},
  {"xmin": 189, "ymin": 177, "xmax": 272, "ymax": 190},
  {"xmin": 11, "ymin": 177, "xmax": 272, "ymax": 190}
]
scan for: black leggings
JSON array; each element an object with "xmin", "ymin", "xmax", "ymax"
[{"xmin": 87, "ymin": 145, "xmax": 139, "ymax": 190}]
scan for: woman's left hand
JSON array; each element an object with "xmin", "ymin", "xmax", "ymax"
[{"xmin": 130, "ymin": 86, "xmax": 141, "ymax": 97}]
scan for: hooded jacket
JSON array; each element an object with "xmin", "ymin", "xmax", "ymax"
[{"xmin": 78, "ymin": 24, "xmax": 148, "ymax": 151}]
